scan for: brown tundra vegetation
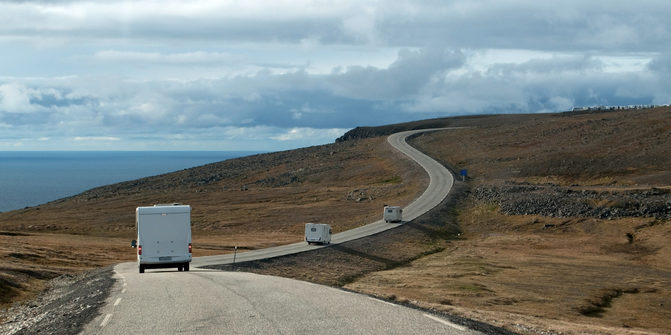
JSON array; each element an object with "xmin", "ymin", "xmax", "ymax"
[{"xmin": 2, "ymin": 106, "xmax": 670, "ymax": 334}]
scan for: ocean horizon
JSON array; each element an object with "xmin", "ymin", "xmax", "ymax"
[{"xmin": 0, "ymin": 151, "xmax": 258, "ymax": 213}]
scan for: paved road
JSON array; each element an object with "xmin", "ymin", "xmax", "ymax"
[
  {"xmin": 83, "ymin": 263, "xmax": 480, "ymax": 334},
  {"xmin": 82, "ymin": 129, "xmax": 473, "ymax": 334},
  {"xmin": 194, "ymin": 128, "xmax": 455, "ymax": 267}
]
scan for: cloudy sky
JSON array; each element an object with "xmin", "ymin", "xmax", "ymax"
[{"xmin": 1, "ymin": 0, "xmax": 669, "ymax": 151}]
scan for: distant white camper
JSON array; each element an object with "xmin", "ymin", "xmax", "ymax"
[
  {"xmin": 131, "ymin": 204, "xmax": 192, "ymax": 273},
  {"xmin": 383, "ymin": 206, "xmax": 403, "ymax": 223},
  {"xmin": 305, "ymin": 223, "xmax": 332, "ymax": 245}
]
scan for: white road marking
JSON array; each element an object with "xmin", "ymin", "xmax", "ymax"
[
  {"xmin": 100, "ymin": 313, "xmax": 113, "ymax": 327},
  {"xmin": 368, "ymin": 297, "xmax": 398, "ymax": 307},
  {"xmin": 114, "ymin": 297, "xmax": 122, "ymax": 306},
  {"xmin": 121, "ymin": 288, "xmax": 126, "ymax": 294},
  {"xmin": 423, "ymin": 314, "xmax": 466, "ymax": 331}
]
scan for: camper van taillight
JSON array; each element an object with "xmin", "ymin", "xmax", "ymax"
[
  {"xmin": 188, "ymin": 243, "xmax": 192, "ymax": 253},
  {"xmin": 138, "ymin": 245, "xmax": 142, "ymax": 256}
]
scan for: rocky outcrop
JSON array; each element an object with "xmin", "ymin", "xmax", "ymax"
[{"xmin": 474, "ymin": 183, "xmax": 671, "ymax": 219}]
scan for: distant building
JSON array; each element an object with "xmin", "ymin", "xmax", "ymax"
[{"xmin": 570, "ymin": 104, "xmax": 662, "ymax": 113}]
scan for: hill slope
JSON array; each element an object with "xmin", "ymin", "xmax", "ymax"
[
  {"xmin": 0, "ymin": 136, "xmax": 426, "ymax": 310},
  {"xmin": 352, "ymin": 107, "xmax": 671, "ymax": 334},
  {"xmin": 2, "ymin": 106, "xmax": 670, "ymax": 335},
  {"xmin": 212, "ymin": 107, "xmax": 671, "ymax": 334}
]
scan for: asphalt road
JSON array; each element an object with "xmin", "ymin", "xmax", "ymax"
[
  {"xmin": 81, "ymin": 129, "xmax": 473, "ymax": 334},
  {"xmin": 194, "ymin": 128, "xmax": 455, "ymax": 267},
  {"xmin": 83, "ymin": 263, "xmax": 480, "ymax": 335}
]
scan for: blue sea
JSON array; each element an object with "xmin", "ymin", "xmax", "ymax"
[{"xmin": 0, "ymin": 151, "xmax": 257, "ymax": 213}]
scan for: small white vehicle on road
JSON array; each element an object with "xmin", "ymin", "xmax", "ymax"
[
  {"xmin": 383, "ymin": 206, "xmax": 403, "ymax": 223},
  {"xmin": 305, "ymin": 223, "xmax": 331, "ymax": 245},
  {"xmin": 131, "ymin": 204, "xmax": 192, "ymax": 273}
]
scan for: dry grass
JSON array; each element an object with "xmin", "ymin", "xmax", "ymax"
[
  {"xmin": 205, "ymin": 182, "xmax": 467, "ymax": 288},
  {"xmin": 344, "ymin": 107, "xmax": 671, "ymax": 334},
  {"xmin": 347, "ymin": 206, "xmax": 671, "ymax": 334},
  {"xmin": 0, "ymin": 232, "xmax": 133, "ymax": 308},
  {"xmin": 3, "ymin": 107, "xmax": 671, "ymax": 335},
  {"xmin": 410, "ymin": 107, "xmax": 671, "ymax": 186},
  {"xmin": 0, "ymin": 136, "xmax": 426, "ymax": 310}
]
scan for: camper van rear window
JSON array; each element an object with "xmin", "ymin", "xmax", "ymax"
[
  {"xmin": 387, "ymin": 209, "xmax": 393, "ymax": 213},
  {"xmin": 311, "ymin": 228, "xmax": 317, "ymax": 232}
]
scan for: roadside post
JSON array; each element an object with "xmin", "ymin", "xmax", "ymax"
[
  {"xmin": 460, "ymin": 169, "xmax": 468, "ymax": 182},
  {"xmin": 233, "ymin": 246, "xmax": 238, "ymax": 264}
]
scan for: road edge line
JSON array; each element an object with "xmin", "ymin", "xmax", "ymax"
[
  {"xmin": 100, "ymin": 313, "xmax": 113, "ymax": 328},
  {"xmin": 423, "ymin": 313, "xmax": 467, "ymax": 331}
]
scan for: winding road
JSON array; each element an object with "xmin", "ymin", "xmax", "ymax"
[
  {"xmin": 81, "ymin": 129, "xmax": 477, "ymax": 334},
  {"xmin": 194, "ymin": 128, "xmax": 455, "ymax": 267}
]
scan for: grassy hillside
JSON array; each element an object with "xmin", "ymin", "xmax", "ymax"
[
  {"xmin": 211, "ymin": 107, "xmax": 671, "ymax": 334},
  {"xmin": 352, "ymin": 107, "xmax": 671, "ymax": 334},
  {"xmin": 0, "ymin": 136, "xmax": 426, "ymax": 310},
  {"xmin": 410, "ymin": 107, "xmax": 671, "ymax": 185},
  {"xmin": 2, "ymin": 106, "xmax": 670, "ymax": 334}
]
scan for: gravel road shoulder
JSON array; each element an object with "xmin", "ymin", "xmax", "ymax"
[{"xmin": 0, "ymin": 266, "xmax": 114, "ymax": 335}]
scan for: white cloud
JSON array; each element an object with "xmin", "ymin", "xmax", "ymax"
[
  {"xmin": 74, "ymin": 136, "xmax": 121, "ymax": 141},
  {"xmin": 94, "ymin": 50, "xmax": 233, "ymax": 64},
  {"xmin": 271, "ymin": 127, "xmax": 348, "ymax": 141},
  {"xmin": 0, "ymin": 83, "xmax": 35, "ymax": 113},
  {"xmin": 1, "ymin": 1, "xmax": 670, "ymax": 150},
  {"xmin": 547, "ymin": 96, "xmax": 575, "ymax": 112},
  {"xmin": 0, "ymin": 1, "xmax": 669, "ymax": 53}
]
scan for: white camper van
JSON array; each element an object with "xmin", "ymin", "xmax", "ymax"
[
  {"xmin": 131, "ymin": 204, "xmax": 192, "ymax": 273},
  {"xmin": 305, "ymin": 223, "xmax": 332, "ymax": 245},
  {"xmin": 383, "ymin": 206, "xmax": 403, "ymax": 223}
]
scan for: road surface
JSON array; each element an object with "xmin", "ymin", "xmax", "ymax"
[
  {"xmin": 83, "ymin": 263, "xmax": 480, "ymax": 334},
  {"xmin": 194, "ymin": 128, "xmax": 455, "ymax": 267},
  {"xmin": 82, "ymin": 129, "xmax": 475, "ymax": 334}
]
